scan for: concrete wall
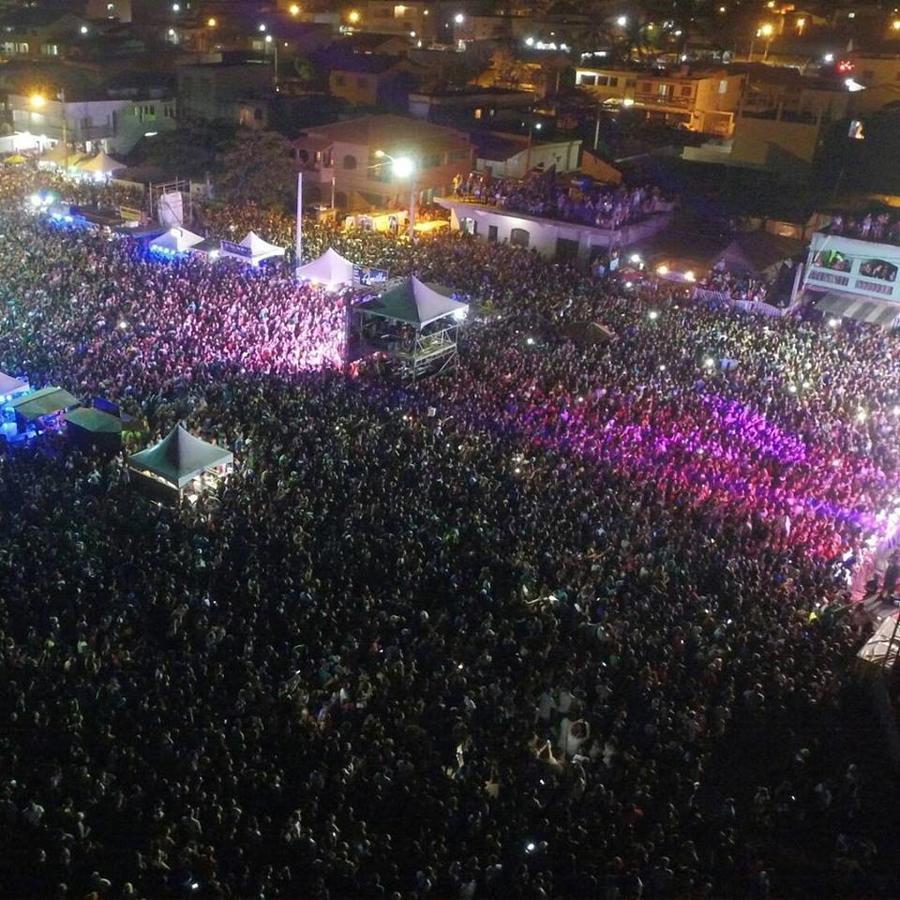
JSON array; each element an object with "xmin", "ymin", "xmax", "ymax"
[
  {"xmin": 438, "ymin": 197, "xmax": 671, "ymax": 261},
  {"xmin": 477, "ymin": 139, "xmax": 581, "ymax": 178}
]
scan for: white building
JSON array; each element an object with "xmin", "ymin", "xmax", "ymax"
[
  {"xmin": 9, "ymin": 94, "xmax": 177, "ymax": 155},
  {"xmin": 802, "ymin": 230, "xmax": 900, "ymax": 326},
  {"xmin": 436, "ymin": 196, "xmax": 672, "ymax": 262}
]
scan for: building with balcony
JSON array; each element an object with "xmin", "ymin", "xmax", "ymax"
[
  {"xmin": 294, "ymin": 113, "xmax": 472, "ymax": 211},
  {"xmin": 682, "ymin": 69, "xmax": 850, "ymax": 174},
  {"xmin": 9, "ymin": 92, "xmax": 177, "ymax": 154},
  {"xmin": 575, "ymin": 64, "xmax": 746, "ymax": 136},
  {"xmin": 801, "ymin": 226, "xmax": 900, "ymax": 326}
]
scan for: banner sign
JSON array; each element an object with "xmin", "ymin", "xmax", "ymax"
[
  {"xmin": 119, "ymin": 206, "xmax": 142, "ymax": 222},
  {"xmin": 221, "ymin": 240, "xmax": 253, "ymax": 259},
  {"xmin": 353, "ymin": 265, "xmax": 389, "ymax": 287}
]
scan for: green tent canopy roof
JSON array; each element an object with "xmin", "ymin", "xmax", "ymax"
[
  {"xmin": 65, "ymin": 407, "xmax": 123, "ymax": 433},
  {"xmin": 11, "ymin": 386, "xmax": 79, "ymax": 420},
  {"xmin": 358, "ymin": 276, "xmax": 468, "ymax": 326},
  {"xmin": 129, "ymin": 424, "xmax": 233, "ymax": 489}
]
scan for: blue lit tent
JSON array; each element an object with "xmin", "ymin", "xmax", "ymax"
[
  {"xmin": 129, "ymin": 424, "xmax": 233, "ymax": 493},
  {"xmin": 149, "ymin": 227, "xmax": 205, "ymax": 254},
  {"xmin": 12, "ymin": 386, "xmax": 78, "ymax": 421}
]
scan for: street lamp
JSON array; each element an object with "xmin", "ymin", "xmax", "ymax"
[
  {"xmin": 752, "ymin": 22, "xmax": 774, "ymax": 61},
  {"xmin": 454, "ymin": 12, "xmax": 464, "ymax": 24},
  {"xmin": 374, "ymin": 150, "xmax": 417, "ymax": 239},
  {"xmin": 207, "ymin": 16, "xmax": 216, "ymax": 27},
  {"xmin": 264, "ymin": 33, "xmax": 280, "ymax": 87},
  {"xmin": 289, "ymin": 3, "xmax": 301, "ymax": 14},
  {"xmin": 347, "ymin": 10, "xmax": 360, "ymax": 25}
]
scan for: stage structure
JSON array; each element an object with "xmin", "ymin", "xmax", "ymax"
[
  {"xmin": 149, "ymin": 179, "xmax": 192, "ymax": 228},
  {"xmin": 353, "ymin": 275, "xmax": 468, "ymax": 381}
]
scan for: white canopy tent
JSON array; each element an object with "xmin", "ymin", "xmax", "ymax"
[
  {"xmin": 296, "ymin": 247, "xmax": 354, "ymax": 288},
  {"xmin": 76, "ymin": 152, "xmax": 126, "ymax": 178},
  {"xmin": 222, "ymin": 231, "xmax": 286, "ymax": 265},
  {"xmin": 150, "ymin": 227, "xmax": 205, "ymax": 254}
]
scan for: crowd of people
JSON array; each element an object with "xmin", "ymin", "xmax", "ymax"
[
  {"xmin": 451, "ymin": 173, "xmax": 670, "ymax": 229},
  {"xmin": 1, "ymin": 168, "xmax": 899, "ymax": 899},
  {"xmin": 827, "ymin": 211, "xmax": 900, "ymax": 245},
  {"xmin": 695, "ymin": 269, "xmax": 773, "ymax": 304}
]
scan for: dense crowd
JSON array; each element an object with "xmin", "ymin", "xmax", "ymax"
[
  {"xmin": 827, "ymin": 211, "xmax": 900, "ymax": 245},
  {"xmin": 696, "ymin": 269, "xmax": 772, "ymax": 304},
  {"xmin": 451, "ymin": 173, "xmax": 670, "ymax": 229},
  {"xmin": 1, "ymin": 168, "xmax": 899, "ymax": 900}
]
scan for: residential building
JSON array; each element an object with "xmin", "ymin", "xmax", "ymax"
[
  {"xmin": 328, "ymin": 53, "xmax": 414, "ymax": 107},
  {"xmin": 682, "ymin": 69, "xmax": 850, "ymax": 174},
  {"xmin": 348, "ymin": 1, "xmax": 491, "ymax": 44},
  {"xmin": 176, "ymin": 58, "xmax": 272, "ymax": 122},
  {"xmin": 575, "ymin": 64, "xmax": 746, "ymax": 136},
  {"xmin": 9, "ymin": 92, "xmax": 177, "ymax": 154},
  {"xmin": 408, "ymin": 87, "xmax": 535, "ymax": 125},
  {"xmin": 472, "ymin": 131, "xmax": 581, "ymax": 178},
  {"xmin": 842, "ymin": 51, "xmax": 900, "ymax": 112},
  {"xmin": 0, "ymin": 9, "xmax": 90, "ymax": 59},
  {"xmin": 294, "ymin": 114, "xmax": 472, "ymax": 211}
]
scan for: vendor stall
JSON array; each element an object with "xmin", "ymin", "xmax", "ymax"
[{"xmin": 129, "ymin": 424, "xmax": 233, "ymax": 503}]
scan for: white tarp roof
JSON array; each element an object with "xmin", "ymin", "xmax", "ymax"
[
  {"xmin": 857, "ymin": 612, "xmax": 900, "ymax": 668},
  {"xmin": 296, "ymin": 247, "xmax": 354, "ymax": 286},
  {"xmin": 0, "ymin": 372, "xmax": 28, "ymax": 397},
  {"xmin": 150, "ymin": 227, "xmax": 205, "ymax": 253},
  {"xmin": 815, "ymin": 291, "xmax": 900, "ymax": 329},
  {"xmin": 76, "ymin": 152, "xmax": 126, "ymax": 175},
  {"xmin": 241, "ymin": 231, "xmax": 285, "ymax": 260}
]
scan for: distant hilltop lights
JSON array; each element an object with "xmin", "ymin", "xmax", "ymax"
[{"xmin": 524, "ymin": 36, "xmax": 570, "ymax": 51}]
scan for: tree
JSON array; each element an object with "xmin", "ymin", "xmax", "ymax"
[
  {"xmin": 216, "ymin": 129, "xmax": 297, "ymax": 210},
  {"xmin": 130, "ymin": 119, "xmax": 236, "ymax": 180}
]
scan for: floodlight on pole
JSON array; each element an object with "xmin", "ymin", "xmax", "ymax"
[{"xmin": 374, "ymin": 150, "xmax": 417, "ymax": 239}]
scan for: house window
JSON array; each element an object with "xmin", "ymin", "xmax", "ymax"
[
  {"xmin": 579, "ymin": 73, "xmax": 597, "ymax": 85},
  {"xmin": 625, "ymin": 79, "xmax": 636, "ymax": 88},
  {"xmin": 680, "ymin": 85, "xmax": 692, "ymax": 97},
  {"xmin": 253, "ymin": 107, "xmax": 263, "ymax": 121},
  {"xmin": 609, "ymin": 77, "xmax": 618, "ymax": 87},
  {"xmin": 510, "ymin": 227, "xmax": 529, "ymax": 247},
  {"xmin": 596, "ymin": 75, "xmax": 609, "ymax": 86},
  {"xmin": 488, "ymin": 224, "xmax": 498, "ymax": 242},
  {"xmin": 474, "ymin": 108, "xmax": 482, "ymax": 119},
  {"xmin": 297, "ymin": 149, "xmax": 309, "ymax": 162},
  {"xmin": 719, "ymin": 79, "xmax": 728, "ymax": 94},
  {"xmin": 343, "ymin": 154, "xmax": 357, "ymax": 170}
]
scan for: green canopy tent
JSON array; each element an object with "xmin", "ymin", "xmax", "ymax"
[
  {"xmin": 353, "ymin": 276, "xmax": 469, "ymax": 380},
  {"xmin": 129, "ymin": 424, "xmax": 233, "ymax": 495},
  {"xmin": 65, "ymin": 407, "xmax": 124, "ymax": 452},
  {"xmin": 12, "ymin": 387, "xmax": 79, "ymax": 431}
]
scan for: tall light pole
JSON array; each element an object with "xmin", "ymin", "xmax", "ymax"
[
  {"xmin": 264, "ymin": 31, "xmax": 279, "ymax": 88},
  {"xmin": 375, "ymin": 150, "xmax": 417, "ymax": 240},
  {"xmin": 525, "ymin": 121, "xmax": 542, "ymax": 175}
]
